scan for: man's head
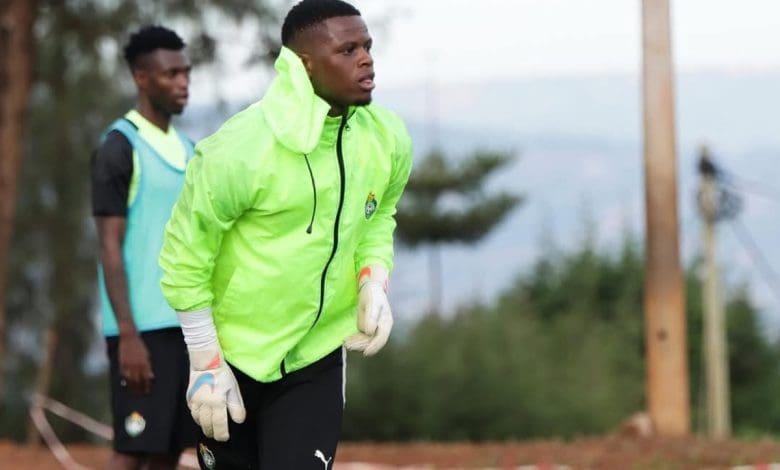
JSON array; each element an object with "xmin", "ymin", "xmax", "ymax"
[
  {"xmin": 123, "ymin": 25, "xmax": 191, "ymax": 116},
  {"xmin": 282, "ymin": 0, "xmax": 374, "ymax": 116}
]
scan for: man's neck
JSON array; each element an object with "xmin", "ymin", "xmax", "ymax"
[
  {"xmin": 135, "ymin": 100, "xmax": 171, "ymax": 132},
  {"xmin": 327, "ymin": 104, "xmax": 346, "ymax": 117}
]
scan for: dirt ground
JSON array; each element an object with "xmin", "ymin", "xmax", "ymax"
[{"xmin": 4, "ymin": 437, "xmax": 780, "ymax": 470}]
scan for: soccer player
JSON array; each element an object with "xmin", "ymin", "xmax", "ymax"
[
  {"xmin": 91, "ymin": 25, "xmax": 198, "ymax": 470},
  {"xmin": 159, "ymin": 1, "xmax": 413, "ymax": 468}
]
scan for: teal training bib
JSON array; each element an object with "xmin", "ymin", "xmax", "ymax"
[{"xmin": 97, "ymin": 118, "xmax": 194, "ymax": 336}]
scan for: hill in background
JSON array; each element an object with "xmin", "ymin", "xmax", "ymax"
[{"xmin": 179, "ymin": 70, "xmax": 780, "ymax": 329}]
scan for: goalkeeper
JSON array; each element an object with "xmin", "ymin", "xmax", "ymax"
[{"xmin": 158, "ymin": 0, "xmax": 412, "ymax": 468}]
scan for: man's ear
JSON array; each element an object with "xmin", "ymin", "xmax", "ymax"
[
  {"xmin": 297, "ymin": 52, "xmax": 314, "ymax": 77},
  {"xmin": 132, "ymin": 68, "xmax": 148, "ymax": 90}
]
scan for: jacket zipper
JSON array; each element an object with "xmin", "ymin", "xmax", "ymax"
[
  {"xmin": 304, "ymin": 154, "xmax": 317, "ymax": 234},
  {"xmin": 280, "ymin": 113, "xmax": 348, "ymax": 377},
  {"xmin": 314, "ymin": 113, "xmax": 347, "ymax": 326}
]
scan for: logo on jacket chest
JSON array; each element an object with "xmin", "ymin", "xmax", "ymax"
[{"xmin": 364, "ymin": 192, "xmax": 378, "ymax": 219}]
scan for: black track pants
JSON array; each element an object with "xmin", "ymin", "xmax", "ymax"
[{"xmin": 196, "ymin": 347, "xmax": 345, "ymax": 470}]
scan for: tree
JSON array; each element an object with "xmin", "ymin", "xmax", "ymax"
[
  {"xmin": 0, "ymin": 0, "xmax": 39, "ymax": 402},
  {"xmin": 395, "ymin": 148, "xmax": 522, "ymax": 312},
  {"xmin": 344, "ymin": 237, "xmax": 646, "ymax": 440},
  {"xmin": 343, "ymin": 236, "xmax": 780, "ymax": 440},
  {"xmin": 1, "ymin": 0, "xmax": 280, "ymax": 440}
]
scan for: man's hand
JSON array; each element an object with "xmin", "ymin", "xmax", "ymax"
[
  {"xmin": 118, "ymin": 333, "xmax": 154, "ymax": 394},
  {"xmin": 97, "ymin": 217, "xmax": 153, "ymax": 393},
  {"xmin": 345, "ymin": 264, "xmax": 393, "ymax": 356},
  {"xmin": 187, "ymin": 345, "xmax": 246, "ymax": 441},
  {"xmin": 179, "ymin": 309, "xmax": 245, "ymax": 442}
]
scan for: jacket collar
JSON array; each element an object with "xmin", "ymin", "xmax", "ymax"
[{"xmin": 261, "ymin": 47, "xmax": 333, "ymax": 154}]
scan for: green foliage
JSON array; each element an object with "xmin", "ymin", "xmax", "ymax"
[
  {"xmin": 395, "ymin": 148, "xmax": 523, "ymax": 246},
  {"xmin": 2, "ymin": 0, "xmax": 279, "ymax": 441},
  {"xmin": 343, "ymin": 236, "xmax": 780, "ymax": 440},
  {"xmin": 723, "ymin": 289, "xmax": 780, "ymax": 433}
]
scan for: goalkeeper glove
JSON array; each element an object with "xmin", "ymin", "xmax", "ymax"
[
  {"xmin": 179, "ymin": 309, "xmax": 245, "ymax": 441},
  {"xmin": 345, "ymin": 264, "xmax": 393, "ymax": 356}
]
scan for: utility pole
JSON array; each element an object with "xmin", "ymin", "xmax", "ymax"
[
  {"xmin": 697, "ymin": 148, "xmax": 731, "ymax": 438},
  {"xmin": 641, "ymin": 0, "xmax": 691, "ymax": 436}
]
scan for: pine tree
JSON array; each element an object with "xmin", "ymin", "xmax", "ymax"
[
  {"xmin": 344, "ymin": 236, "xmax": 780, "ymax": 440},
  {"xmin": 395, "ymin": 148, "xmax": 523, "ymax": 312}
]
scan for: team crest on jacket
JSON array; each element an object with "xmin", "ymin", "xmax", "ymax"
[
  {"xmin": 365, "ymin": 192, "xmax": 377, "ymax": 219},
  {"xmin": 124, "ymin": 411, "xmax": 146, "ymax": 437}
]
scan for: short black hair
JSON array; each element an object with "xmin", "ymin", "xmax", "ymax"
[
  {"xmin": 123, "ymin": 25, "xmax": 185, "ymax": 70},
  {"xmin": 281, "ymin": 0, "xmax": 361, "ymax": 46}
]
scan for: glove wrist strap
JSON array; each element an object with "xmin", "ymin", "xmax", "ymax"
[{"xmin": 357, "ymin": 264, "xmax": 389, "ymax": 291}]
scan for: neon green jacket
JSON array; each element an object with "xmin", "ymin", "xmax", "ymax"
[{"xmin": 159, "ymin": 47, "xmax": 412, "ymax": 382}]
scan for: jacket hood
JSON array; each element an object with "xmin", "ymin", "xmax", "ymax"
[{"xmin": 261, "ymin": 46, "xmax": 333, "ymax": 154}]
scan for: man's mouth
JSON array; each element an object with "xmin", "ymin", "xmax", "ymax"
[{"xmin": 358, "ymin": 74, "xmax": 375, "ymax": 91}]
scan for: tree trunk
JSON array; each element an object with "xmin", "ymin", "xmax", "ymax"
[{"xmin": 0, "ymin": 0, "xmax": 38, "ymax": 400}]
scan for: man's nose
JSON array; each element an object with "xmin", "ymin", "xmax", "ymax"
[
  {"xmin": 359, "ymin": 48, "xmax": 373, "ymax": 67},
  {"xmin": 177, "ymin": 72, "xmax": 190, "ymax": 89}
]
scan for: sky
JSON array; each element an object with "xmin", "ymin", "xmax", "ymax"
[
  {"xmin": 363, "ymin": 0, "xmax": 780, "ymax": 84},
  {"xmin": 191, "ymin": 0, "xmax": 780, "ymax": 105}
]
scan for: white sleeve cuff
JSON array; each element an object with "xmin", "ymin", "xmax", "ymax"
[{"xmin": 177, "ymin": 308, "xmax": 218, "ymax": 350}]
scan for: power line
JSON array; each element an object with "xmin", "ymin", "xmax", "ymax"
[
  {"xmin": 717, "ymin": 169, "xmax": 780, "ymax": 205},
  {"xmin": 696, "ymin": 150, "xmax": 742, "ymax": 222},
  {"xmin": 697, "ymin": 152, "xmax": 780, "ymax": 307},
  {"xmin": 728, "ymin": 218, "xmax": 780, "ymax": 306},
  {"xmin": 696, "ymin": 148, "xmax": 780, "ymax": 204}
]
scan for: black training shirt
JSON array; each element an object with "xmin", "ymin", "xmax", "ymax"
[{"xmin": 91, "ymin": 130, "xmax": 133, "ymax": 217}]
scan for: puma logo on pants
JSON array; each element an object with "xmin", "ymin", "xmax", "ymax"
[{"xmin": 314, "ymin": 449, "xmax": 332, "ymax": 469}]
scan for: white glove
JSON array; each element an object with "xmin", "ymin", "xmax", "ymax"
[
  {"xmin": 179, "ymin": 309, "xmax": 246, "ymax": 441},
  {"xmin": 345, "ymin": 264, "xmax": 393, "ymax": 356}
]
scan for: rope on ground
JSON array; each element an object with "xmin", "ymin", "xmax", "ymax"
[
  {"xmin": 29, "ymin": 393, "xmax": 198, "ymax": 469},
  {"xmin": 30, "ymin": 395, "xmax": 580, "ymax": 470},
  {"xmin": 28, "ymin": 405, "xmax": 91, "ymax": 470},
  {"xmin": 32, "ymin": 393, "xmax": 113, "ymax": 440}
]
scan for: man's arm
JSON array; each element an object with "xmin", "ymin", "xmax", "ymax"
[
  {"xmin": 347, "ymin": 118, "xmax": 413, "ymax": 355},
  {"xmin": 96, "ymin": 217, "xmax": 132, "ymax": 332},
  {"xmin": 95, "ymin": 216, "xmax": 154, "ymax": 394},
  {"xmin": 91, "ymin": 130, "xmax": 153, "ymax": 394},
  {"xmin": 353, "ymin": 120, "xmax": 413, "ymax": 272},
  {"xmin": 159, "ymin": 139, "xmax": 253, "ymax": 442}
]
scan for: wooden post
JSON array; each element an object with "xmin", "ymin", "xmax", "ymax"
[
  {"xmin": 698, "ymin": 149, "xmax": 731, "ymax": 438},
  {"xmin": 641, "ymin": 0, "xmax": 691, "ymax": 436}
]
